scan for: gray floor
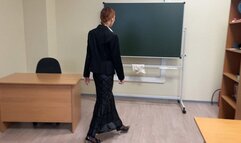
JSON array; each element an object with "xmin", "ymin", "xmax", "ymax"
[{"xmin": 0, "ymin": 96, "xmax": 218, "ymax": 143}]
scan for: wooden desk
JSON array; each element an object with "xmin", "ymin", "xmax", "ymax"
[
  {"xmin": 0, "ymin": 73, "xmax": 81, "ymax": 132},
  {"xmin": 194, "ymin": 117, "xmax": 241, "ymax": 143}
]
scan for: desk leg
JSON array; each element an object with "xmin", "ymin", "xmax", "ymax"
[
  {"xmin": 71, "ymin": 82, "xmax": 81, "ymax": 133},
  {"xmin": 71, "ymin": 123, "xmax": 76, "ymax": 133},
  {"xmin": 0, "ymin": 102, "xmax": 10, "ymax": 132},
  {"xmin": 0, "ymin": 122, "xmax": 10, "ymax": 132},
  {"xmin": 71, "ymin": 112, "xmax": 79, "ymax": 132}
]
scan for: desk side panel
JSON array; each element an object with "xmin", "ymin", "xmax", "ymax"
[
  {"xmin": 0, "ymin": 87, "xmax": 10, "ymax": 132},
  {"xmin": 0, "ymin": 84, "xmax": 72, "ymax": 122},
  {"xmin": 71, "ymin": 81, "xmax": 81, "ymax": 132}
]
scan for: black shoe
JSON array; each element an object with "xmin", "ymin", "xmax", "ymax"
[
  {"xmin": 85, "ymin": 136, "xmax": 101, "ymax": 143},
  {"xmin": 117, "ymin": 125, "xmax": 130, "ymax": 133}
]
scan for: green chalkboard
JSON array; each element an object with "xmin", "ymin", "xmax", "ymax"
[{"xmin": 104, "ymin": 3, "xmax": 185, "ymax": 58}]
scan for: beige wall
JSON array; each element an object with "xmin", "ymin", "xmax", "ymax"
[
  {"xmin": 46, "ymin": 0, "xmax": 58, "ymax": 58},
  {"xmin": 55, "ymin": 0, "xmax": 100, "ymax": 73},
  {"xmin": 23, "ymin": 0, "xmax": 49, "ymax": 72},
  {"xmin": 0, "ymin": 0, "xmax": 230, "ymax": 101},
  {"xmin": 183, "ymin": 0, "xmax": 230, "ymax": 101},
  {"xmin": 23, "ymin": 0, "xmax": 58, "ymax": 72},
  {"xmin": 0, "ymin": 0, "xmax": 27, "ymax": 77}
]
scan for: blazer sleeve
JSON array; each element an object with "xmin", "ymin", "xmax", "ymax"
[
  {"xmin": 83, "ymin": 32, "xmax": 91, "ymax": 78},
  {"xmin": 110, "ymin": 35, "xmax": 125, "ymax": 80}
]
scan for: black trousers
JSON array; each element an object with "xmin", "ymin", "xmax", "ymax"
[{"xmin": 87, "ymin": 74, "xmax": 123, "ymax": 137}]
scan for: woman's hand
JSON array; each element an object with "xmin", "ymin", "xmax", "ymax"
[
  {"xmin": 119, "ymin": 80, "xmax": 124, "ymax": 84},
  {"xmin": 85, "ymin": 77, "xmax": 90, "ymax": 85}
]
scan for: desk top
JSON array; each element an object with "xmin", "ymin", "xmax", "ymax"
[
  {"xmin": 0, "ymin": 73, "xmax": 81, "ymax": 85},
  {"xmin": 194, "ymin": 117, "xmax": 241, "ymax": 143}
]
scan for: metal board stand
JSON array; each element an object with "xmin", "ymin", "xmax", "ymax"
[
  {"xmin": 115, "ymin": 28, "xmax": 187, "ymax": 114},
  {"xmin": 176, "ymin": 27, "xmax": 187, "ymax": 113}
]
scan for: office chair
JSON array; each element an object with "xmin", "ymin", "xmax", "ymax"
[
  {"xmin": 33, "ymin": 57, "xmax": 62, "ymax": 127},
  {"xmin": 36, "ymin": 57, "xmax": 61, "ymax": 73}
]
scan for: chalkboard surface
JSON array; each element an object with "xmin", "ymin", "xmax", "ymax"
[{"xmin": 104, "ymin": 3, "xmax": 184, "ymax": 58}]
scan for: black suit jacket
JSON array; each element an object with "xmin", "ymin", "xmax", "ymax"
[{"xmin": 83, "ymin": 24, "xmax": 124, "ymax": 80}]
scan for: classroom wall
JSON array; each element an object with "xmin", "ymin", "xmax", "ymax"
[
  {"xmin": 55, "ymin": 0, "xmax": 230, "ymax": 101},
  {"xmin": 0, "ymin": 0, "xmax": 230, "ymax": 101},
  {"xmin": 0, "ymin": 0, "xmax": 27, "ymax": 77},
  {"xmin": 55, "ymin": 0, "xmax": 88, "ymax": 73},
  {"xmin": 183, "ymin": 0, "xmax": 230, "ymax": 101},
  {"xmin": 23, "ymin": 0, "xmax": 49, "ymax": 72},
  {"xmin": 46, "ymin": 0, "xmax": 58, "ymax": 58}
]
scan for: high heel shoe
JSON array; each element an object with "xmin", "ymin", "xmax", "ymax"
[
  {"xmin": 85, "ymin": 136, "xmax": 101, "ymax": 143},
  {"xmin": 117, "ymin": 125, "xmax": 130, "ymax": 133}
]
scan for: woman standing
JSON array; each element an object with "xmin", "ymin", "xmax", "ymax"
[{"xmin": 83, "ymin": 7, "xmax": 129, "ymax": 143}]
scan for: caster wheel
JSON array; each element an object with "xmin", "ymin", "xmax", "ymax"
[{"xmin": 33, "ymin": 122, "xmax": 38, "ymax": 128}]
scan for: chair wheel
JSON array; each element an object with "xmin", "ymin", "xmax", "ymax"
[{"xmin": 33, "ymin": 122, "xmax": 38, "ymax": 127}]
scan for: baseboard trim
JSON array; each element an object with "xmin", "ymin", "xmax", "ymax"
[{"xmin": 81, "ymin": 93, "xmax": 217, "ymax": 103}]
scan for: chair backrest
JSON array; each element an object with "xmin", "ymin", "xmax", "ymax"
[{"xmin": 36, "ymin": 57, "xmax": 62, "ymax": 73}]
